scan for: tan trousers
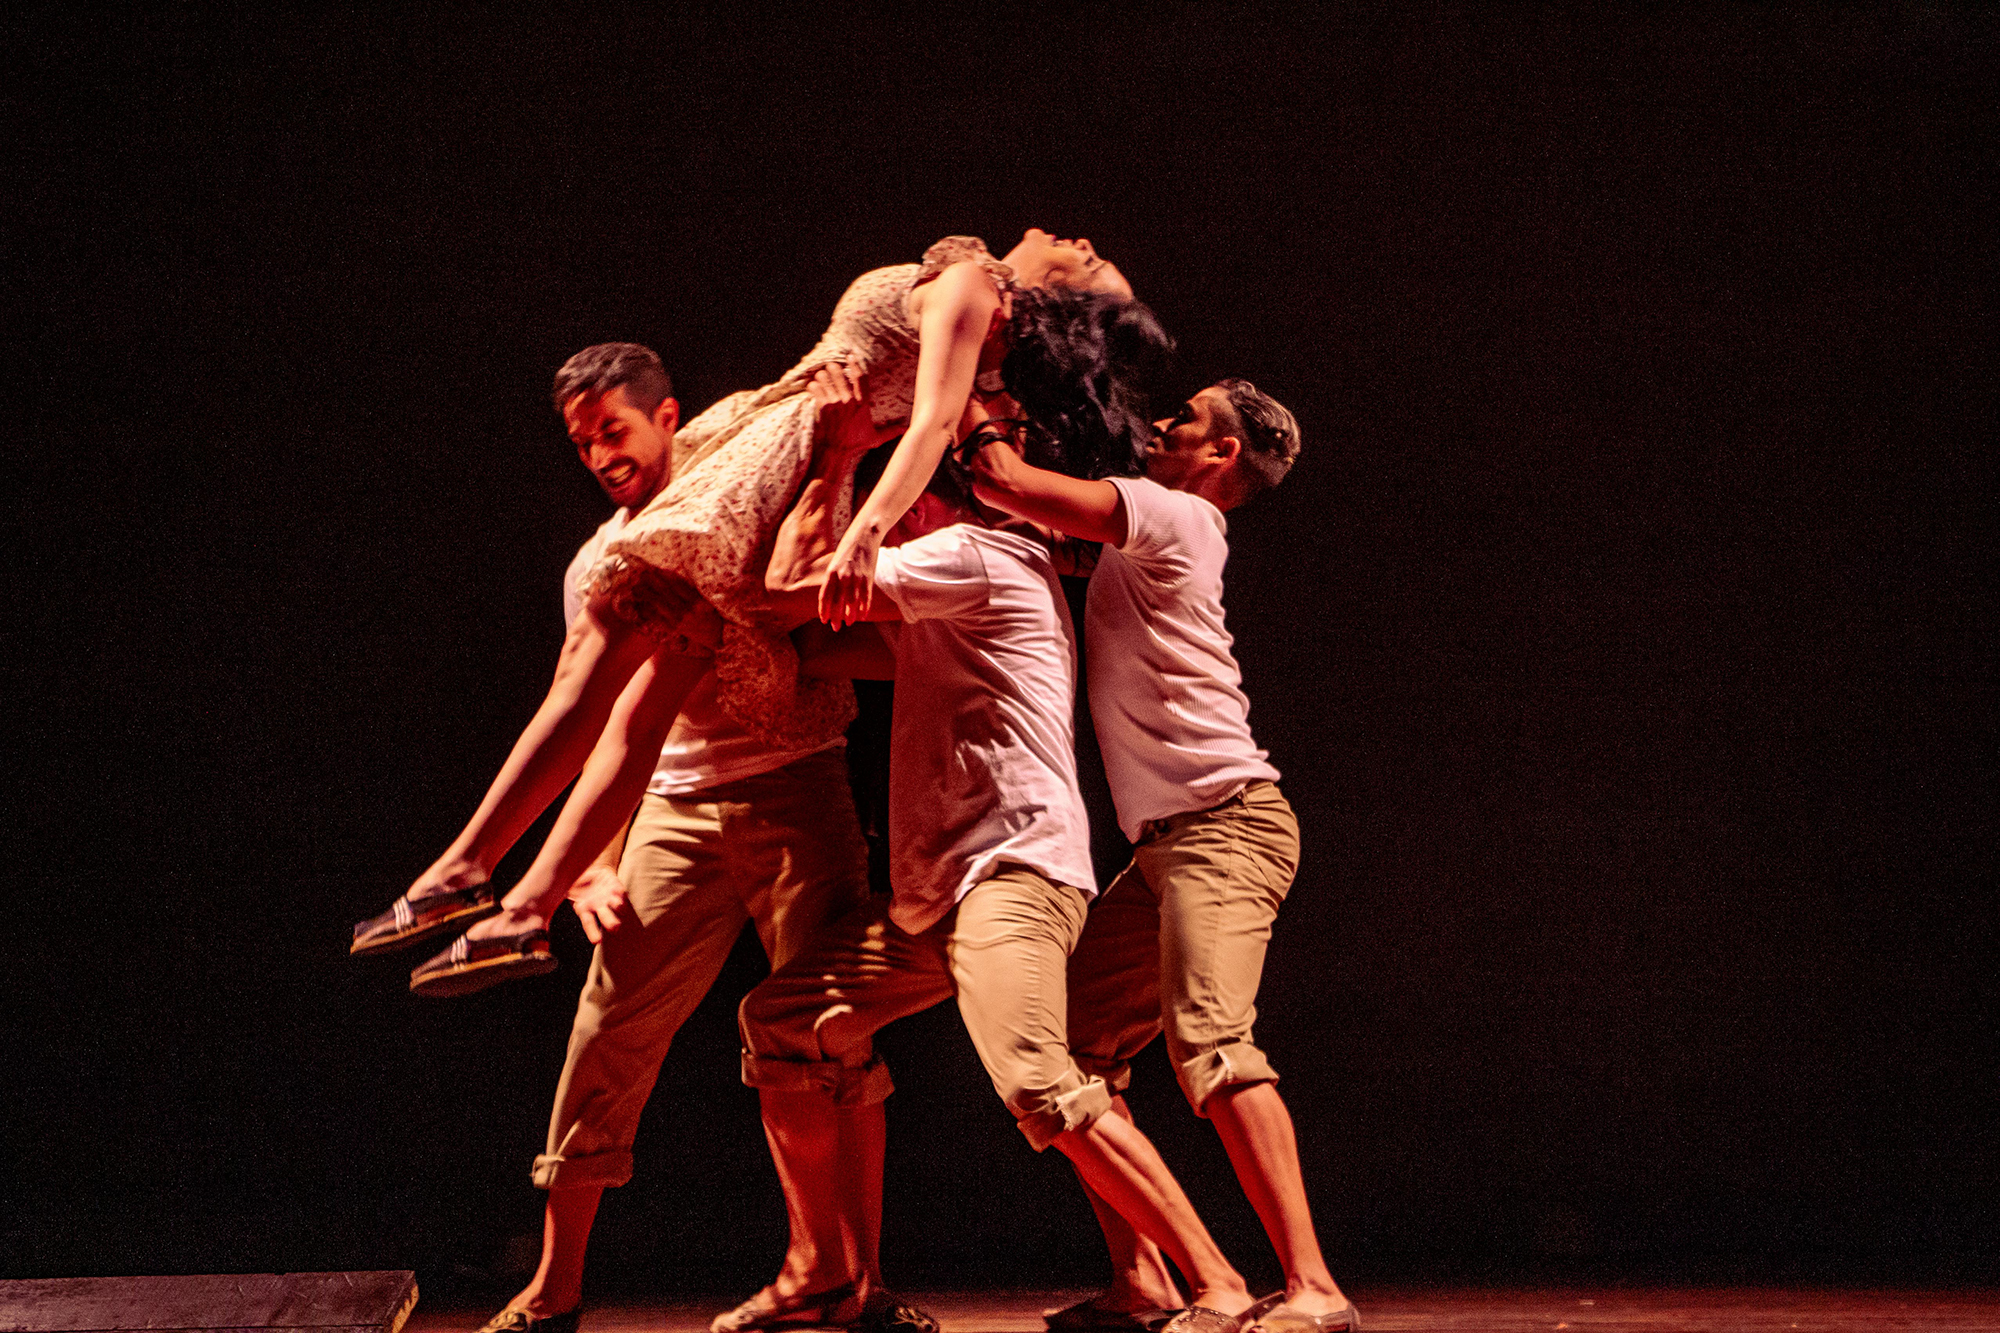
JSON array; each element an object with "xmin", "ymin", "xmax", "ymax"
[
  {"xmin": 1067, "ymin": 780, "xmax": 1300, "ymax": 1115},
  {"xmin": 532, "ymin": 748, "xmax": 871, "ymax": 1189},
  {"xmin": 738, "ymin": 866, "xmax": 1113, "ymax": 1150}
]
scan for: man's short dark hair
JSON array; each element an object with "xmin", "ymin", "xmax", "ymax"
[
  {"xmin": 1214, "ymin": 378, "xmax": 1302, "ymax": 497},
  {"xmin": 552, "ymin": 343, "xmax": 673, "ymax": 418}
]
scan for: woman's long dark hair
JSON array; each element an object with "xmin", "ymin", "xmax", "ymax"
[{"xmin": 989, "ymin": 285, "xmax": 1175, "ymax": 481}]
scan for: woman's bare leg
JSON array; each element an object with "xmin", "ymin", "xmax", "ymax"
[
  {"xmin": 466, "ymin": 647, "xmax": 711, "ymax": 939},
  {"xmin": 405, "ymin": 598, "xmax": 664, "ymax": 901}
]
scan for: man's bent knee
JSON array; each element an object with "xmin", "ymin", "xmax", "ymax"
[
  {"xmin": 532, "ymin": 1148, "xmax": 634, "ymax": 1191},
  {"xmin": 739, "ymin": 1049, "xmax": 894, "ymax": 1107}
]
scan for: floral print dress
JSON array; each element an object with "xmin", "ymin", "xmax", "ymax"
[{"xmin": 581, "ymin": 237, "xmax": 1015, "ymax": 749}]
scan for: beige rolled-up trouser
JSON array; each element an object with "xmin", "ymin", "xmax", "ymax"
[
  {"xmin": 532, "ymin": 747, "xmax": 872, "ymax": 1190},
  {"xmin": 1067, "ymin": 780, "xmax": 1301, "ymax": 1116},
  {"xmin": 738, "ymin": 865, "xmax": 1113, "ymax": 1151}
]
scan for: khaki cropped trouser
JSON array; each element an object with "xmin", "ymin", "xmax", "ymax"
[
  {"xmin": 532, "ymin": 748, "xmax": 872, "ymax": 1190},
  {"xmin": 738, "ymin": 865, "xmax": 1113, "ymax": 1150},
  {"xmin": 1067, "ymin": 780, "xmax": 1301, "ymax": 1115}
]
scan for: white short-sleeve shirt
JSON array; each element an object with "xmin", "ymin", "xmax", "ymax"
[
  {"xmin": 1085, "ymin": 477, "xmax": 1279, "ymax": 840},
  {"xmin": 873, "ymin": 524, "xmax": 1096, "ymax": 934},
  {"xmin": 564, "ymin": 510, "xmax": 837, "ymax": 798}
]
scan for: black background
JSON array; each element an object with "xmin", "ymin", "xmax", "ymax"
[{"xmin": 6, "ymin": 2, "xmax": 1993, "ymax": 1303}]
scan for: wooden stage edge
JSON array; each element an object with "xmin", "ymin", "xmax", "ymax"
[{"xmin": 406, "ymin": 1288, "xmax": 2000, "ymax": 1333}]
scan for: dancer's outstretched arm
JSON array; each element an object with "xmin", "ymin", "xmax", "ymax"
[
  {"xmin": 969, "ymin": 436, "xmax": 1128, "ymax": 545},
  {"xmin": 818, "ymin": 262, "xmax": 1000, "ymax": 627},
  {"xmin": 407, "ymin": 586, "xmax": 695, "ymax": 899}
]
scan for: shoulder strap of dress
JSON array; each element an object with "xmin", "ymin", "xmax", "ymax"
[{"xmin": 913, "ymin": 236, "xmax": 1016, "ymax": 292}]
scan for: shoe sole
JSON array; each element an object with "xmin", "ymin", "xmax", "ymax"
[
  {"xmin": 1258, "ymin": 1310, "xmax": 1358, "ymax": 1333},
  {"xmin": 351, "ymin": 896, "xmax": 500, "ymax": 957},
  {"xmin": 409, "ymin": 946, "xmax": 558, "ymax": 998}
]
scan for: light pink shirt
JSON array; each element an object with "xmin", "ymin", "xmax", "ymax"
[
  {"xmin": 874, "ymin": 524, "xmax": 1097, "ymax": 933},
  {"xmin": 1086, "ymin": 477, "xmax": 1279, "ymax": 840}
]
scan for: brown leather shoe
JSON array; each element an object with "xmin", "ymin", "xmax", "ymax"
[
  {"xmin": 408, "ymin": 927, "xmax": 556, "ymax": 998},
  {"xmin": 1045, "ymin": 1297, "xmax": 1181, "ymax": 1333},
  {"xmin": 1251, "ymin": 1302, "xmax": 1359, "ymax": 1333},
  {"xmin": 849, "ymin": 1289, "xmax": 939, "ymax": 1333},
  {"xmin": 351, "ymin": 885, "xmax": 497, "ymax": 956},
  {"xmin": 479, "ymin": 1308, "xmax": 581, "ymax": 1333}
]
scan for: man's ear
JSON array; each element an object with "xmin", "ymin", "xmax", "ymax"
[
  {"xmin": 653, "ymin": 396, "xmax": 681, "ymax": 435},
  {"xmin": 1207, "ymin": 433, "xmax": 1243, "ymax": 465}
]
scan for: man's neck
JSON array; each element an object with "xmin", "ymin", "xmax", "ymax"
[
  {"xmin": 625, "ymin": 481, "xmax": 669, "ymax": 516},
  {"xmin": 1167, "ymin": 473, "xmax": 1236, "ymax": 513}
]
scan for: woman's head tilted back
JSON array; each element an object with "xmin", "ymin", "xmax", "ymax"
[
  {"xmin": 1001, "ymin": 229, "xmax": 1133, "ymax": 299},
  {"xmin": 996, "ymin": 286, "xmax": 1175, "ymax": 483}
]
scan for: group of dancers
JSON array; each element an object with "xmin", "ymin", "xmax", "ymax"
[{"xmin": 350, "ymin": 233, "xmax": 1358, "ymax": 1333}]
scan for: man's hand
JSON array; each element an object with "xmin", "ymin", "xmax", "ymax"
[
  {"xmin": 968, "ymin": 430, "xmax": 1028, "ymax": 500},
  {"xmin": 809, "ymin": 363, "xmax": 895, "ymax": 462},
  {"xmin": 963, "ymin": 427, "xmax": 1128, "ymax": 546},
  {"xmin": 668, "ymin": 599, "xmax": 725, "ymax": 654},
  {"xmin": 628, "ymin": 566, "xmax": 702, "ymax": 635},
  {"xmin": 567, "ymin": 865, "xmax": 629, "ymax": 944}
]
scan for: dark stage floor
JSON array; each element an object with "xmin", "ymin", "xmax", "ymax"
[{"xmin": 406, "ymin": 1289, "xmax": 2000, "ymax": 1332}]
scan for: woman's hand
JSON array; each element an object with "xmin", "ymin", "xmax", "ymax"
[{"xmin": 818, "ymin": 521, "xmax": 883, "ymax": 629}]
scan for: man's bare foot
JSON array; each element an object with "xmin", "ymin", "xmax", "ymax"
[
  {"xmin": 1249, "ymin": 1283, "xmax": 1353, "ymax": 1325},
  {"xmin": 496, "ymin": 1272, "xmax": 581, "ymax": 1320},
  {"xmin": 1184, "ymin": 1285, "xmax": 1255, "ymax": 1320},
  {"xmin": 710, "ymin": 1280, "xmax": 860, "ymax": 1333}
]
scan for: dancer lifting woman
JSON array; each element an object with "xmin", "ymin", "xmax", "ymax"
[{"xmin": 352, "ymin": 232, "xmax": 1162, "ymax": 995}]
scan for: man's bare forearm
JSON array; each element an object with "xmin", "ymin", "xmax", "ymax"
[
  {"xmin": 971, "ymin": 443, "xmax": 1128, "ymax": 547},
  {"xmin": 767, "ymin": 446, "xmax": 868, "ymax": 594}
]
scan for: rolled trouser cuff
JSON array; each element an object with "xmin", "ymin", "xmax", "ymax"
[
  {"xmin": 740, "ymin": 1049, "xmax": 894, "ymax": 1106},
  {"xmin": 1071, "ymin": 1052, "xmax": 1134, "ymax": 1097},
  {"xmin": 1013, "ymin": 1073, "xmax": 1114, "ymax": 1152},
  {"xmin": 1173, "ymin": 1040, "xmax": 1280, "ymax": 1117},
  {"xmin": 531, "ymin": 1147, "xmax": 634, "ymax": 1191}
]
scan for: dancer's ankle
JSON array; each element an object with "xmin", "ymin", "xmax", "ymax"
[
  {"xmin": 1106, "ymin": 1278, "xmax": 1184, "ymax": 1313},
  {"xmin": 506, "ymin": 1280, "xmax": 580, "ymax": 1319},
  {"xmin": 410, "ymin": 857, "xmax": 489, "ymax": 900},
  {"xmin": 1187, "ymin": 1285, "xmax": 1253, "ymax": 1319},
  {"xmin": 466, "ymin": 903, "xmax": 548, "ymax": 939},
  {"xmin": 1276, "ymin": 1280, "xmax": 1347, "ymax": 1316}
]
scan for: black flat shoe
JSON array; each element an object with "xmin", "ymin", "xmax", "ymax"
[
  {"xmin": 479, "ymin": 1307, "xmax": 582, "ymax": 1333},
  {"xmin": 1045, "ymin": 1298, "xmax": 1181, "ymax": 1333},
  {"xmin": 351, "ymin": 884, "xmax": 497, "ymax": 956},
  {"xmin": 849, "ymin": 1290, "xmax": 939, "ymax": 1333},
  {"xmin": 409, "ymin": 927, "xmax": 556, "ymax": 998}
]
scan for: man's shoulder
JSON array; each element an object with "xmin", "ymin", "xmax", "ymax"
[
  {"xmin": 569, "ymin": 507, "xmax": 632, "ymax": 562},
  {"xmin": 563, "ymin": 508, "xmax": 633, "ymax": 600},
  {"xmin": 1109, "ymin": 477, "xmax": 1225, "ymax": 560},
  {"xmin": 895, "ymin": 521, "xmax": 1048, "ymax": 568},
  {"xmin": 965, "ymin": 523, "xmax": 1065, "ymax": 585}
]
